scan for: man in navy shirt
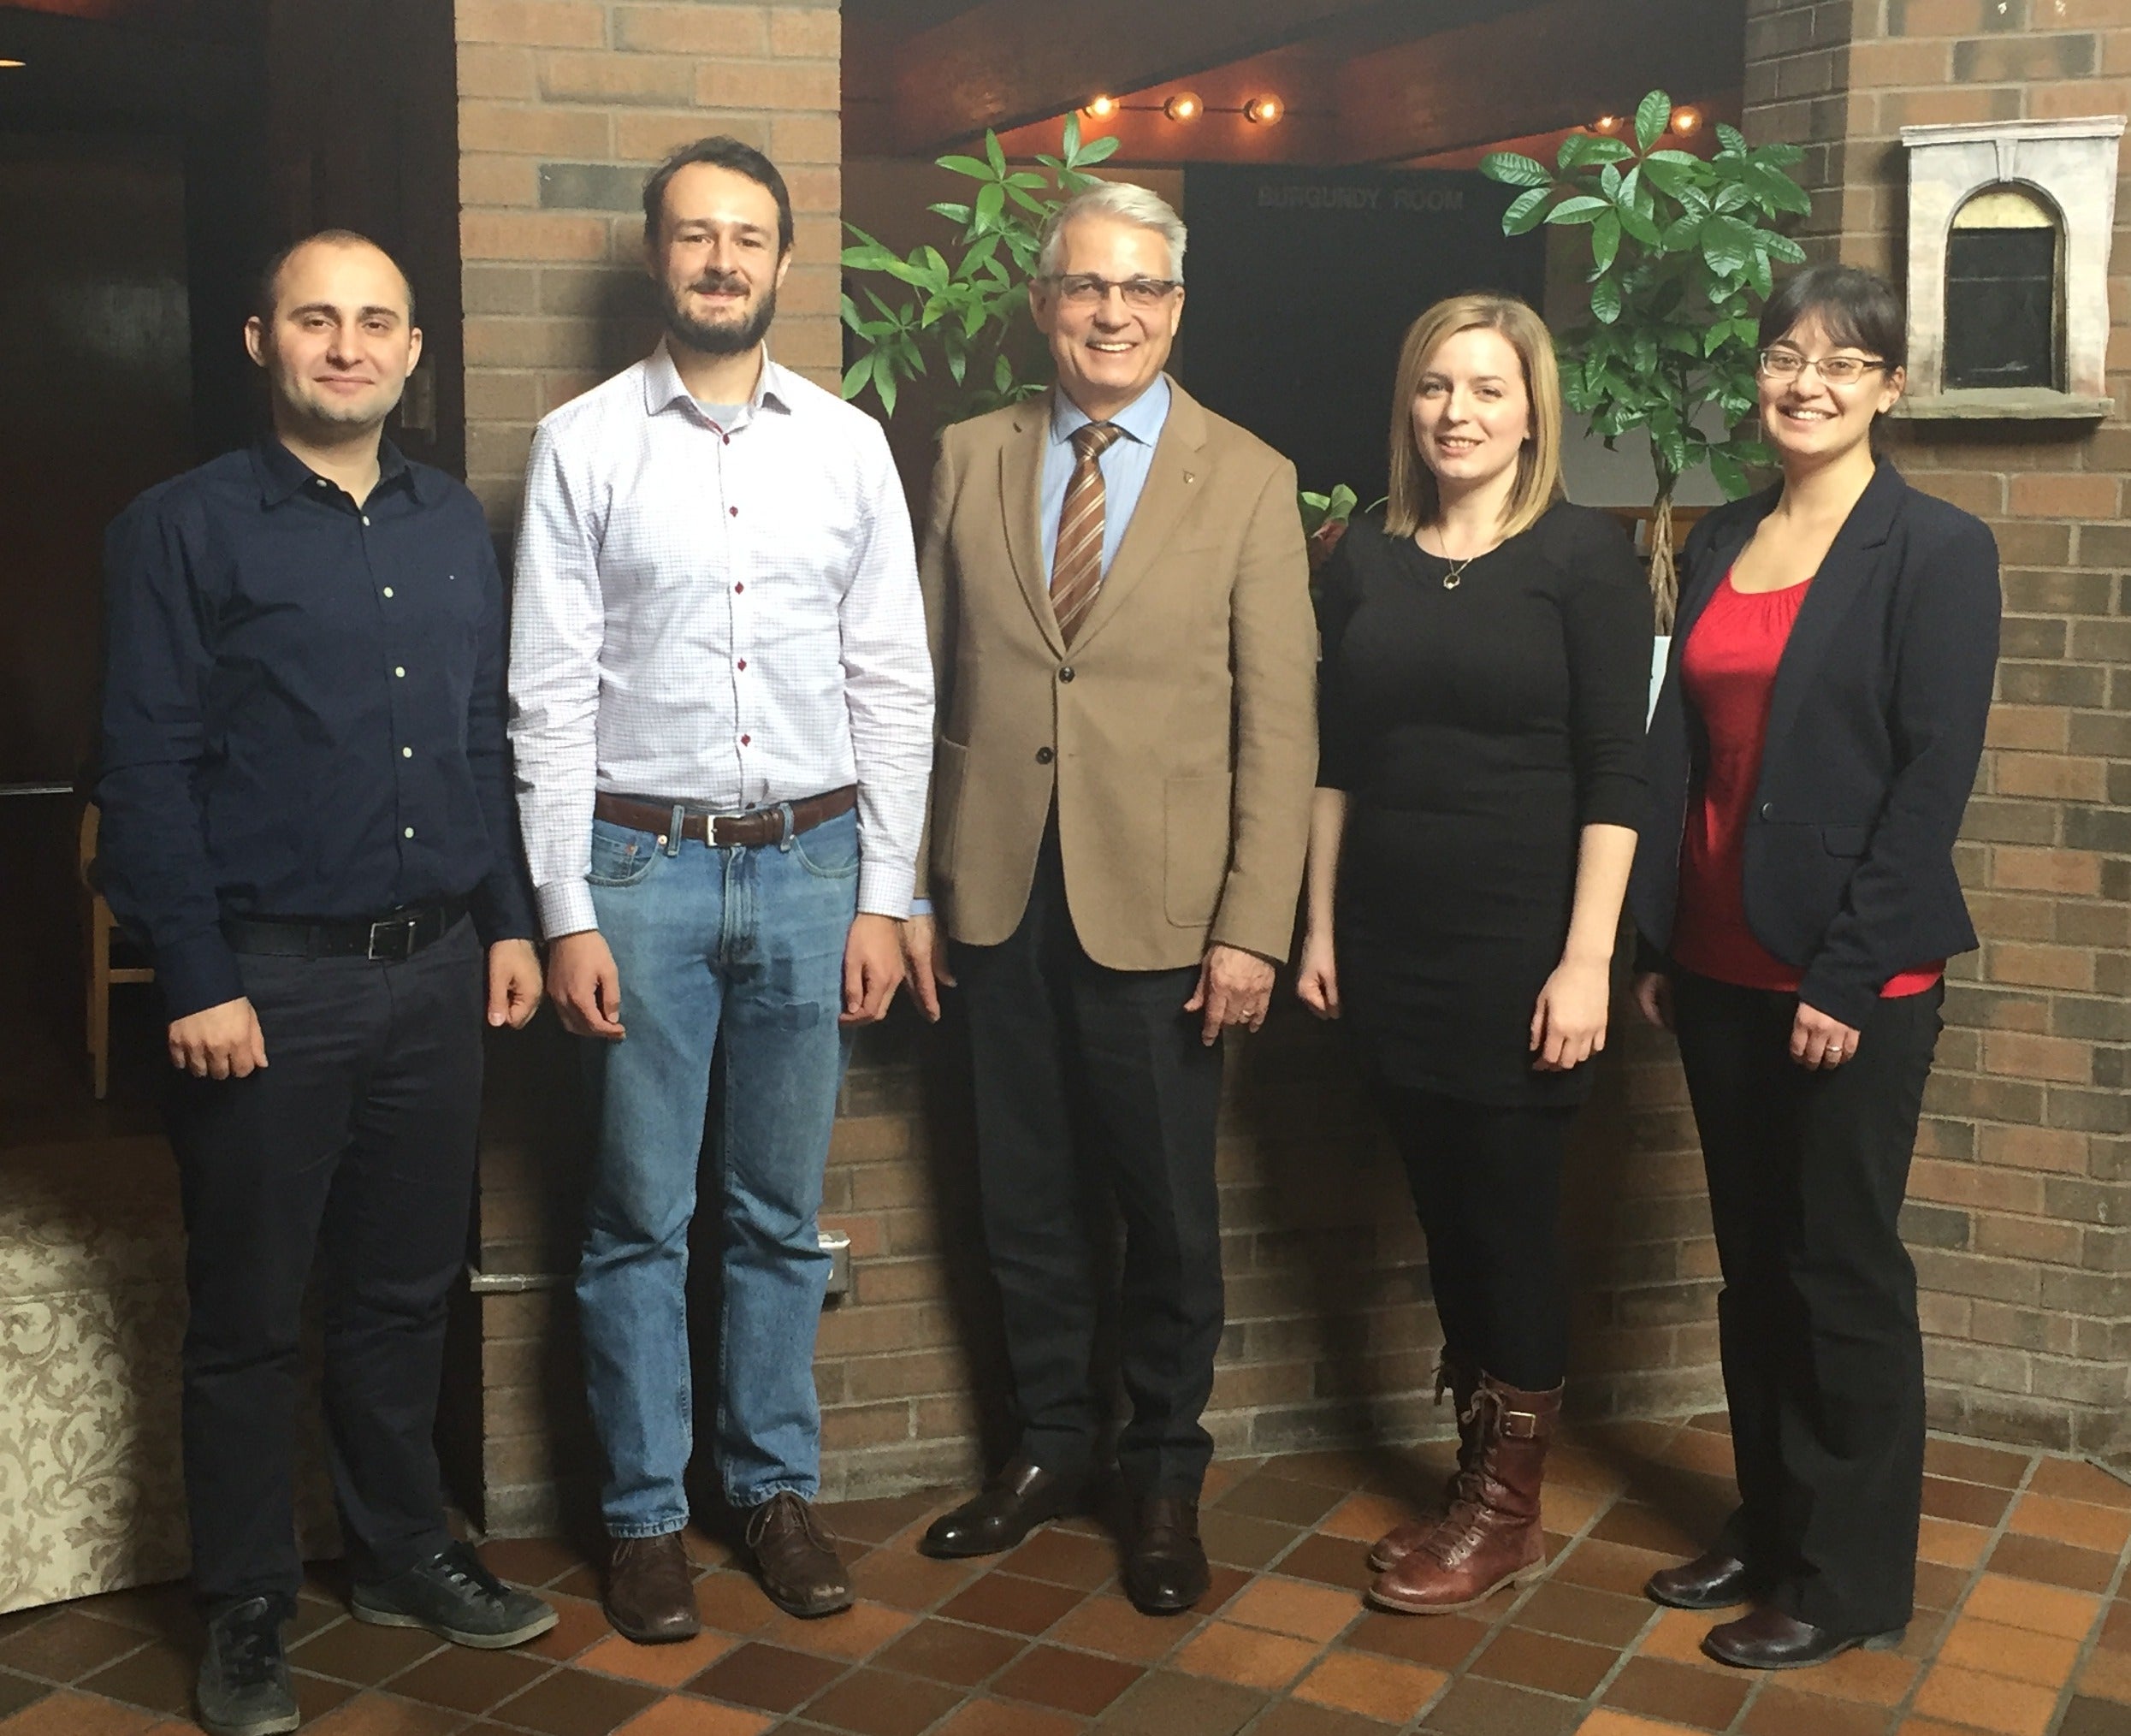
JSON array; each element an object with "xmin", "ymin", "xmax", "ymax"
[{"xmin": 98, "ymin": 230, "xmax": 554, "ymax": 1736}]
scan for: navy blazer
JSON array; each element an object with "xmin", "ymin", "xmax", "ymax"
[{"xmin": 1629, "ymin": 460, "xmax": 2001, "ymax": 1028}]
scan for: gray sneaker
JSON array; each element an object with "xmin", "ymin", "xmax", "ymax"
[
  {"xmin": 196, "ymin": 1596, "xmax": 299, "ymax": 1736},
  {"xmin": 351, "ymin": 1540, "xmax": 558, "ymax": 1649}
]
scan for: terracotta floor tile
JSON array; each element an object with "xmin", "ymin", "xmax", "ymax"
[
  {"xmin": 552, "ymin": 1566, "xmax": 605, "ymax": 1602},
  {"xmin": 1470, "ymin": 1627, "xmax": 1617, "ymax": 1699},
  {"xmin": 1344, "ymin": 1610, "xmax": 1489, "ymax": 1672},
  {"xmin": 302, "ymin": 1697, "xmax": 466, "ymax": 1735},
  {"xmin": 1273, "ymin": 1533, "xmax": 1371, "ymax": 1591},
  {"xmin": 1921, "ymin": 1476, "xmax": 2015, "ymax": 1529},
  {"xmin": 757, "ymin": 1602, "xmax": 912, "ymax": 1662},
  {"xmin": 854, "ymin": 1548, "xmax": 981, "ymax": 1614},
  {"xmin": 492, "ymin": 1666, "xmax": 665, "ymax": 1736},
  {"xmin": 1963, "ymin": 1574, "xmax": 2102, "ymax": 1638},
  {"xmin": 1413, "ymin": 1674, "xmax": 1581, "ymax": 1735},
  {"xmin": 2028, "ymin": 1460, "xmax": 2131, "ymax": 1511},
  {"xmin": 1045, "ymin": 1594, "xmax": 1184, "ymax": 1663},
  {"xmin": 1599, "ymin": 1656, "xmax": 1749, "ymax": 1731},
  {"xmin": 0, "ymin": 1674, "xmax": 46, "ymax": 1721},
  {"xmin": 695, "ymin": 1573, "xmax": 779, "ymax": 1636},
  {"xmin": 2078, "ymin": 1645, "xmax": 2131, "ymax": 1703},
  {"xmin": 2010, "ymin": 1493, "xmax": 2131, "ymax": 1555},
  {"xmin": 1738, "ymin": 1686, "xmax": 1894, "ymax": 1736},
  {"xmin": 1173, "ymin": 1620, "xmax": 1321, "ymax": 1691},
  {"xmin": 77, "ymin": 1639, "xmax": 205, "ymax": 1715},
  {"xmin": 1649, "ymin": 1430, "xmax": 1735, "ymax": 1480},
  {"xmin": 288, "ymin": 1621, "xmax": 444, "ymax": 1686},
  {"xmin": 687, "ymin": 1643, "xmax": 844, "ymax": 1714},
  {"xmin": 2096, "ymin": 1602, "xmax": 2131, "ymax": 1653},
  {"xmin": 1199, "ymin": 1510, "xmax": 1301, "ymax": 1571},
  {"xmin": 1249, "ymin": 1703, "xmax": 1401, "ymax": 1736},
  {"xmin": 615, "ymin": 1698, "xmax": 771, "ymax": 1735},
  {"xmin": 1986, "ymin": 1532, "xmax": 2120, "ymax": 1594},
  {"xmin": 480, "ymin": 1538, "xmax": 588, "ymax": 1589},
  {"xmin": 1573, "ymin": 1715, "xmax": 1708, "ymax": 1736},
  {"xmin": 1095, "ymin": 1668, "xmax": 1264, "ymax": 1736},
  {"xmin": 1909, "ymin": 1663, "xmax": 2061, "ymax": 1736},
  {"xmin": 1263, "ymin": 1449, "xmax": 1384, "ymax": 1490},
  {"xmin": 1201, "ymin": 1562, "xmax": 1252, "ymax": 1617},
  {"xmin": 936, "ymin": 1572, "xmax": 1082, "ymax": 1637},
  {"xmin": 1222, "ymin": 1577, "xmax": 1360, "ymax": 1644},
  {"xmin": 0, "ymin": 1613, "xmax": 146, "ymax": 1683},
  {"xmin": 1515, "ymin": 1583, "xmax": 1656, "ymax": 1649},
  {"xmin": 1218, "ymin": 1477, "xmax": 1347, "ymax": 1528},
  {"xmin": 927, "ymin": 1699, "xmax": 1082, "ymax": 1736},
  {"xmin": 576, "ymin": 1631, "xmax": 740, "ymax": 1688},
  {"xmin": 1916, "ymin": 1517, "xmax": 1992, "ymax": 1569},
  {"xmin": 1937, "ymin": 1614, "xmax": 2081, "ymax": 1687},
  {"xmin": 1922, "ymin": 1440, "xmax": 2033, "ymax": 1489},
  {"xmin": 2058, "ymin": 1697, "xmax": 2131, "ymax": 1736},
  {"xmin": 1540, "ymin": 1483, "xmax": 1611, "ymax": 1538},
  {"xmin": 73, "ymin": 1585, "xmax": 196, "ymax": 1645},
  {"xmin": 1634, "ymin": 1609, "xmax": 1729, "ymax": 1672},
  {"xmin": 386, "ymin": 1642, "xmax": 553, "ymax": 1712},
  {"xmin": 1915, "ymin": 1562, "xmax": 1974, "ymax": 1611},
  {"xmin": 992, "ymin": 1642, "xmax": 1143, "ymax": 1715},
  {"xmin": 1000, "ymin": 1528, "xmax": 1117, "ymax": 1591},
  {"xmin": 1548, "ymin": 1445, "xmax": 1632, "ymax": 1497},
  {"xmin": 1893, "ymin": 1721, "xmax": 1993, "ymax": 1736},
  {"xmin": 815, "ymin": 1493, "xmax": 950, "ymax": 1549},
  {"xmin": 799, "ymin": 1666, "xmax": 964, "ymax": 1736},
  {"xmin": 1318, "ymin": 1494, "xmax": 1416, "ymax": 1544},
  {"xmin": 1796, "ymin": 1644, "xmax": 1916, "ymax": 1706},
  {"xmin": 0, "ymin": 1691, "xmax": 170, "ymax": 1736},
  {"xmin": 526, "ymin": 1596, "xmax": 613, "ymax": 1662},
  {"xmin": 871, "ymin": 1618, "xmax": 1021, "ymax": 1686},
  {"xmin": 1292, "ymin": 1650, "xmax": 1445, "ymax": 1722},
  {"xmin": 1586, "ymin": 1507, "xmax": 1702, "ymax": 1559},
  {"xmin": 1552, "ymin": 1541, "xmax": 1675, "ymax": 1601},
  {"xmin": 681, "ymin": 1526, "xmax": 743, "ymax": 1572},
  {"xmin": 1198, "ymin": 1459, "xmax": 1265, "ymax": 1502}
]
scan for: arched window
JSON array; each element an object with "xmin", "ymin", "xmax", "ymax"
[{"xmin": 1944, "ymin": 184, "xmax": 2061, "ymax": 391}]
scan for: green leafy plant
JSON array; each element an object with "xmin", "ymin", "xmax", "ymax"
[
  {"xmin": 1480, "ymin": 91, "xmax": 1813, "ymax": 629},
  {"xmin": 839, "ymin": 116, "xmax": 1119, "ymax": 420}
]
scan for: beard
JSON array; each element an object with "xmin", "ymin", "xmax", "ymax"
[{"xmin": 660, "ymin": 272, "xmax": 778, "ymax": 356}]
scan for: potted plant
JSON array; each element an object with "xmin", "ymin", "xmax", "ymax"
[{"xmin": 1479, "ymin": 91, "xmax": 1814, "ymax": 631}]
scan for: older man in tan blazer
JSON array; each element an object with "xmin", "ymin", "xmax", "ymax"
[{"xmin": 902, "ymin": 182, "xmax": 1316, "ymax": 1614}]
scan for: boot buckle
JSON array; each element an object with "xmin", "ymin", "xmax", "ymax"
[{"xmin": 1500, "ymin": 1407, "xmax": 1542, "ymax": 1440}]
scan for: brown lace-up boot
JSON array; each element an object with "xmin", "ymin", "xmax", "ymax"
[
  {"xmin": 1369, "ymin": 1355, "xmax": 1480, "ymax": 1573},
  {"xmin": 1367, "ymin": 1373, "xmax": 1561, "ymax": 1615}
]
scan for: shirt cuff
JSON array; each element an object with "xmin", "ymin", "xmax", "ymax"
[
  {"xmin": 536, "ymin": 879, "xmax": 599, "ymax": 941},
  {"xmin": 156, "ymin": 930, "xmax": 248, "ymax": 1022},
  {"xmin": 857, "ymin": 862, "xmax": 915, "ymax": 921},
  {"xmin": 908, "ymin": 897, "xmax": 933, "ymax": 917}
]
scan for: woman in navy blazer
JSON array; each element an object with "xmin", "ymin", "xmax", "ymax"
[{"xmin": 1627, "ymin": 265, "xmax": 2000, "ymax": 1670}]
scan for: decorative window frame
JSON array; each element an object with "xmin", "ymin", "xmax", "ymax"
[{"xmin": 1896, "ymin": 116, "xmax": 2124, "ymax": 421}]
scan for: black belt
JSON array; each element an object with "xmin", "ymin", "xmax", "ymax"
[{"xmin": 223, "ymin": 900, "xmax": 469, "ymax": 962}]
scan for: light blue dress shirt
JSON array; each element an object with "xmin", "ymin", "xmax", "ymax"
[{"xmin": 1039, "ymin": 375, "xmax": 1172, "ymax": 584}]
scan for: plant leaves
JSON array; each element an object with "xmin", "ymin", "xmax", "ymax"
[
  {"xmin": 840, "ymin": 355, "xmax": 873, "ymax": 400},
  {"xmin": 1501, "ymin": 187, "xmax": 1550, "ymax": 234},
  {"xmin": 936, "ymin": 154, "xmax": 992, "ymax": 181},
  {"xmin": 1716, "ymin": 121, "xmax": 1748, "ymax": 155},
  {"xmin": 1763, "ymin": 229, "xmax": 1807, "ymax": 264},
  {"xmin": 873, "ymin": 351, "xmax": 899, "ymax": 417},
  {"xmin": 974, "ymin": 182, "xmax": 1005, "ymax": 227},
  {"xmin": 1480, "ymin": 151, "xmax": 1552, "ymax": 187},
  {"xmin": 1635, "ymin": 89, "xmax": 1673, "ymax": 153},
  {"xmin": 926, "ymin": 201, "xmax": 974, "ymax": 226},
  {"xmin": 1076, "ymin": 132, "xmax": 1122, "ymax": 165},
  {"xmin": 1590, "ymin": 274, "xmax": 1623, "ymax": 324},
  {"xmin": 1708, "ymin": 450, "xmax": 1747, "ymax": 496},
  {"xmin": 1546, "ymin": 195, "xmax": 1611, "ymax": 226},
  {"xmin": 1590, "ymin": 210, "xmax": 1621, "ymax": 273},
  {"xmin": 1700, "ymin": 214, "xmax": 1754, "ymax": 276},
  {"xmin": 985, "ymin": 131, "xmax": 1007, "ymax": 176}
]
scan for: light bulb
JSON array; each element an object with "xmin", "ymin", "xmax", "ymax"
[
  {"xmin": 1163, "ymin": 92, "xmax": 1204, "ymax": 123},
  {"xmin": 1593, "ymin": 114, "xmax": 1624, "ymax": 134},
  {"xmin": 1244, "ymin": 94, "xmax": 1284, "ymax": 126},
  {"xmin": 1672, "ymin": 105, "xmax": 1703, "ymax": 136},
  {"xmin": 1082, "ymin": 95, "xmax": 1118, "ymax": 119}
]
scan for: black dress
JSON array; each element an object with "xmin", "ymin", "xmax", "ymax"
[{"xmin": 1315, "ymin": 504, "xmax": 1653, "ymax": 1108}]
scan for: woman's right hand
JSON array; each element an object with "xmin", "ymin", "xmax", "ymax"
[
  {"xmin": 1631, "ymin": 970, "xmax": 1672, "ymax": 1032},
  {"xmin": 1296, "ymin": 927, "xmax": 1341, "ymax": 1019}
]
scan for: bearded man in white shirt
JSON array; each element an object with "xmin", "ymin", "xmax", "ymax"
[{"xmin": 509, "ymin": 136, "xmax": 933, "ymax": 1638}]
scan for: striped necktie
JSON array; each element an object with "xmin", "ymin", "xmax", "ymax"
[{"xmin": 1051, "ymin": 420, "xmax": 1126, "ymax": 646}]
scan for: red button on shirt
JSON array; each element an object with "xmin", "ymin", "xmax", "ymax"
[{"xmin": 1672, "ymin": 569, "xmax": 1940, "ymax": 999}]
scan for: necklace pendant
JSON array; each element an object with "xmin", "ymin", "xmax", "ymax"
[{"xmin": 1442, "ymin": 572, "xmax": 1462, "ymax": 590}]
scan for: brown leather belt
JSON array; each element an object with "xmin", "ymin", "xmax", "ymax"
[{"xmin": 594, "ymin": 785, "xmax": 856, "ymax": 847}]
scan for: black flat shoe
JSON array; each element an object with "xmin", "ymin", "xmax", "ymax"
[
  {"xmin": 1645, "ymin": 1548, "xmax": 1756, "ymax": 1610},
  {"xmin": 1123, "ymin": 1496, "xmax": 1209, "ymax": 1615},
  {"xmin": 1702, "ymin": 1606, "xmax": 1906, "ymax": 1670},
  {"xmin": 196, "ymin": 1596, "xmax": 299, "ymax": 1736},
  {"xmin": 920, "ymin": 1458, "xmax": 1085, "ymax": 1558}
]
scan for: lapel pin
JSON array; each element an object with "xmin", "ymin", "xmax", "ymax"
[{"xmin": 1183, "ymin": 471, "xmax": 1196, "ymax": 483}]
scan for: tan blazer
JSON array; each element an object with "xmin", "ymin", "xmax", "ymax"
[{"xmin": 915, "ymin": 379, "xmax": 1317, "ymax": 970}]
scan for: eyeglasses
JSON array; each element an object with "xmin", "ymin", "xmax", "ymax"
[
  {"xmin": 1043, "ymin": 273, "xmax": 1182, "ymax": 310},
  {"xmin": 1756, "ymin": 347, "xmax": 1888, "ymax": 386}
]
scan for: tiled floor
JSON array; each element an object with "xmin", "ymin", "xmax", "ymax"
[{"xmin": 6, "ymin": 1415, "xmax": 2131, "ymax": 1736}]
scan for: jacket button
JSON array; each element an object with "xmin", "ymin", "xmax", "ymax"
[
  {"xmin": 1759, "ymin": 802, "xmax": 1775, "ymax": 821},
  {"xmin": 1035, "ymin": 746, "xmax": 1054, "ymax": 765},
  {"xmin": 1058, "ymin": 666, "xmax": 1074, "ymax": 683}
]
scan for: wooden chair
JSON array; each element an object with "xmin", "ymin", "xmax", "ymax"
[{"xmin": 78, "ymin": 803, "xmax": 154, "ymax": 1099}]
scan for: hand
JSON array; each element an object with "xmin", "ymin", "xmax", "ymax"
[
  {"xmin": 1295, "ymin": 927, "xmax": 1341, "ymax": 1020},
  {"xmin": 1791, "ymin": 1000, "xmax": 1862, "ymax": 1070},
  {"xmin": 901, "ymin": 912, "xmax": 957, "ymax": 1022},
  {"xmin": 168, "ymin": 997, "xmax": 268, "ymax": 1080},
  {"xmin": 548, "ymin": 930, "xmax": 625, "ymax": 1040},
  {"xmin": 1632, "ymin": 970, "xmax": 1673, "ymax": 1032},
  {"xmin": 841, "ymin": 914, "xmax": 905, "ymax": 1026},
  {"xmin": 1184, "ymin": 944, "xmax": 1277, "ymax": 1046},
  {"xmin": 486, "ymin": 939, "xmax": 544, "ymax": 1028},
  {"xmin": 1530, "ymin": 957, "xmax": 1611, "ymax": 1072}
]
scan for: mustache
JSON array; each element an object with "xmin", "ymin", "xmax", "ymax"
[{"xmin": 686, "ymin": 273, "xmax": 751, "ymax": 297}]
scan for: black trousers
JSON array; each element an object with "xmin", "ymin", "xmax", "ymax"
[
  {"xmin": 168, "ymin": 918, "xmax": 484, "ymax": 1608},
  {"xmin": 1377, "ymin": 1086, "xmax": 1574, "ymax": 1392},
  {"xmin": 1671, "ymin": 969, "xmax": 1943, "ymax": 1635},
  {"xmin": 952, "ymin": 830, "xmax": 1225, "ymax": 1497}
]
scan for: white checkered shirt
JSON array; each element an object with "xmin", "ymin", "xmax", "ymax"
[{"xmin": 508, "ymin": 342, "xmax": 934, "ymax": 938}]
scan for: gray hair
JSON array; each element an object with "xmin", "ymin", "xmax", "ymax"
[{"xmin": 1035, "ymin": 182, "xmax": 1187, "ymax": 281}]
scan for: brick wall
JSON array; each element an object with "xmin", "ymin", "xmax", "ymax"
[{"xmin": 1745, "ymin": 0, "xmax": 2131, "ymax": 1453}]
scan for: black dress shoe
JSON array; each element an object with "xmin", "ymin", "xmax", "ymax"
[
  {"xmin": 197, "ymin": 1596, "xmax": 299, "ymax": 1736},
  {"xmin": 352, "ymin": 1540, "xmax": 559, "ymax": 1649},
  {"xmin": 921, "ymin": 1458, "xmax": 1084, "ymax": 1558},
  {"xmin": 1123, "ymin": 1496, "xmax": 1210, "ymax": 1615},
  {"xmin": 1702, "ymin": 1605, "xmax": 1907, "ymax": 1670},
  {"xmin": 1645, "ymin": 1548, "xmax": 1756, "ymax": 1610}
]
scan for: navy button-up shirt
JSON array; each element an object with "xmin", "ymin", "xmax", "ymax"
[{"xmin": 97, "ymin": 437, "xmax": 535, "ymax": 1019}]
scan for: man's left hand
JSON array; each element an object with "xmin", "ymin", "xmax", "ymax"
[
  {"xmin": 842, "ymin": 914, "xmax": 906, "ymax": 1026},
  {"xmin": 1184, "ymin": 944, "xmax": 1276, "ymax": 1046},
  {"xmin": 487, "ymin": 939, "xmax": 544, "ymax": 1028}
]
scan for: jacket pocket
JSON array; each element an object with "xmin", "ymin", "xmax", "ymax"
[
  {"xmin": 1820, "ymin": 824, "xmax": 1871, "ymax": 858},
  {"xmin": 1164, "ymin": 773, "xmax": 1233, "ymax": 927},
  {"xmin": 930, "ymin": 738, "xmax": 968, "ymax": 882}
]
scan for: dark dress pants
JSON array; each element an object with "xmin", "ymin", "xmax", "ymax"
[
  {"xmin": 168, "ymin": 919, "xmax": 484, "ymax": 1608},
  {"xmin": 952, "ymin": 830, "xmax": 1226, "ymax": 1498},
  {"xmin": 1671, "ymin": 969, "xmax": 1943, "ymax": 1636}
]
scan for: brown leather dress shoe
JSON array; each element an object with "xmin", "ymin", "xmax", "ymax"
[
  {"xmin": 1645, "ymin": 1548, "xmax": 1756, "ymax": 1611},
  {"xmin": 920, "ymin": 1458, "xmax": 1085, "ymax": 1559},
  {"xmin": 605, "ymin": 1532, "xmax": 701, "ymax": 1644},
  {"xmin": 1702, "ymin": 1605, "xmax": 1906, "ymax": 1670},
  {"xmin": 1123, "ymin": 1496, "xmax": 1210, "ymax": 1615},
  {"xmin": 1370, "ymin": 1356, "xmax": 1480, "ymax": 1573},
  {"xmin": 746, "ymin": 1492, "xmax": 853, "ymax": 1619}
]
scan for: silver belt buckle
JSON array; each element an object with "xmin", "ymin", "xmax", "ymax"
[{"xmin": 366, "ymin": 914, "xmax": 420, "ymax": 961}]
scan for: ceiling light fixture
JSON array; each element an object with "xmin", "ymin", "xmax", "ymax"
[
  {"xmin": 1593, "ymin": 113, "xmax": 1624, "ymax": 134},
  {"xmin": 1163, "ymin": 92, "xmax": 1205, "ymax": 122},
  {"xmin": 0, "ymin": 58, "xmax": 24, "ymax": 68},
  {"xmin": 1672, "ymin": 105, "xmax": 1703, "ymax": 136},
  {"xmin": 1081, "ymin": 94, "xmax": 1118, "ymax": 119},
  {"xmin": 1243, "ymin": 95, "xmax": 1284, "ymax": 126}
]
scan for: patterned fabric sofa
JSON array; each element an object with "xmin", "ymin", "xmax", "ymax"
[{"xmin": 0, "ymin": 1136, "xmax": 337, "ymax": 1613}]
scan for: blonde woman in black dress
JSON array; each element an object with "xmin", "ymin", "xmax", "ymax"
[{"xmin": 1297, "ymin": 293, "xmax": 1651, "ymax": 1614}]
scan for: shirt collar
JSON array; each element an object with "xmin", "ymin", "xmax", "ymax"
[
  {"xmin": 1050, "ymin": 373, "xmax": 1171, "ymax": 450},
  {"xmin": 642, "ymin": 337, "xmax": 794, "ymax": 428},
  {"xmin": 252, "ymin": 435, "xmax": 427, "ymax": 508}
]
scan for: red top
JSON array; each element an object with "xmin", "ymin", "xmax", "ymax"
[{"xmin": 1672, "ymin": 570, "xmax": 1941, "ymax": 999}]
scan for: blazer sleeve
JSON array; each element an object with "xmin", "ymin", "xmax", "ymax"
[
  {"xmin": 1797, "ymin": 512, "xmax": 2002, "ymax": 1027},
  {"xmin": 1562, "ymin": 513, "xmax": 1654, "ymax": 830},
  {"xmin": 1210, "ymin": 455, "xmax": 1317, "ymax": 963},
  {"xmin": 911, "ymin": 427, "xmax": 963, "ymax": 904},
  {"xmin": 1311, "ymin": 530, "xmax": 1366, "ymax": 792}
]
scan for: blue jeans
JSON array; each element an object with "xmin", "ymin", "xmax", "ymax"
[{"xmin": 577, "ymin": 807, "xmax": 856, "ymax": 1536}]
